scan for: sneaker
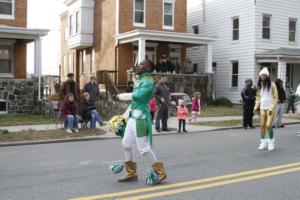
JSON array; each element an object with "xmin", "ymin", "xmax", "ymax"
[
  {"xmin": 73, "ymin": 129, "xmax": 79, "ymax": 133},
  {"xmin": 183, "ymin": 130, "xmax": 188, "ymax": 133},
  {"xmin": 99, "ymin": 121, "xmax": 107, "ymax": 126},
  {"xmin": 155, "ymin": 128, "xmax": 161, "ymax": 133},
  {"xmin": 267, "ymin": 139, "xmax": 275, "ymax": 151},
  {"xmin": 66, "ymin": 129, "xmax": 72, "ymax": 133},
  {"xmin": 258, "ymin": 139, "xmax": 268, "ymax": 150}
]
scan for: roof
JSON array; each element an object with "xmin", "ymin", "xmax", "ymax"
[
  {"xmin": 115, "ymin": 29, "xmax": 216, "ymax": 46},
  {"xmin": 0, "ymin": 26, "xmax": 49, "ymax": 42},
  {"xmin": 256, "ymin": 48, "xmax": 300, "ymax": 59}
]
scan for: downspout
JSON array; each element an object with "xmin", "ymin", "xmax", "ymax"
[{"xmin": 115, "ymin": 0, "xmax": 120, "ymax": 85}]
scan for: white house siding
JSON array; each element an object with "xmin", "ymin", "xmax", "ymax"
[
  {"xmin": 187, "ymin": 0, "xmax": 256, "ymax": 103},
  {"xmin": 255, "ymin": 0, "xmax": 300, "ymax": 53}
]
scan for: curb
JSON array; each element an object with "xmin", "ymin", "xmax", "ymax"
[{"xmin": 0, "ymin": 122, "xmax": 299, "ymax": 147}]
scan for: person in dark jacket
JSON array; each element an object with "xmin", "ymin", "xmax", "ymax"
[
  {"xmin": 286, "ymin": 88, "xmax": 296, "ymax": 113},
  {"xmin": 83, "ymin": 76, "xmax": 99, "ymax": 104},
  {"xmin": 60, "ymin": 93, "xmax": 79, "ymax": 133},
  {"xmin": 61, "ymin": 73, "xmax": 80, "ymax": 101},
  {"xmin": 273, "ymin": 78, "xmax": 286, "ymax": 128},
  {"xmin": 153, "ymin": 75, "xmax": 170, "ymax": 132},
  {"xmin": 81, "ymin": 92, "xmax": 106, "ymax": 128},
  {"xmin": 241, "ymin": 79, "xmax": 256, "ymax": 129}
]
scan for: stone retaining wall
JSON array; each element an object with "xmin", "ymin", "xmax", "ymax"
[
  {"xmin": 0, "ymin": 79, "xmax": 35, "ymax": 113},
  {"xmin": 152, "ymin": 73, "xmax": 214, "ymax": 99}
]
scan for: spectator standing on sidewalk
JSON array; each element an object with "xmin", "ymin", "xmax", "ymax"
[
  {"xmin": 272, "ymin": 78, "xmax": 286, "ymax": 128},
  {"xmin": 153, "ymin": 75, "xmax": 170, "ymax": 132},
  {"xmin": 189, "ymin": 91, "xmax": 202, "ymax": 123},
  {"xmin": 286, "ymin": 88, "xmax": 296, "ymax": 113},
  {"xmin": 61, "ymin": 73, "xmax": 80, "ymax": 101},
  {"xmin": 83, "ymin": 76, "xmax": 100, "ymax": 104},
  {"xmin": 149, "ymin": 96, "xmax": 157, "ymax": 124},
  {"xmin": 177, "ymin": 99, "xmax": 188, "ymax": 133},
  {"xmin": 241, "ymin": 79, "xmax": 256, "ymax": 129}
]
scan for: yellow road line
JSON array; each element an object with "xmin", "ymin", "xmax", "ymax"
[
  {"xmin": 71, "ymin": 161, "xmax": 300, "ymax": 200},
  {"xmin": 121, "ymin": 166, "xmax": 300, "ymax": 200}
]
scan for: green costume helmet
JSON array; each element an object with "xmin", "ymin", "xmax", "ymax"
[
  {"xmin": 108, "ymin": 115, "xmax": 126, "ymax": 137},
  {"xmin": 135, "ymin": 59, "xmax": 154, "ymax": 74}
]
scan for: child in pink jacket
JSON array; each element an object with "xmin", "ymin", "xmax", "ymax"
[
  {"xmin": 177, "ymin": 99, "xmax": 188, "ymax": 133},
  {"xmin": 149, "ymin": 96, "xmax": 157, "ymax": 124},
  {"xmin": 189, "ymin": 91, "xmax": 202, "ymax": 123}
]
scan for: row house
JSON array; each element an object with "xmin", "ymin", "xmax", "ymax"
[
  {"xmin": 0, "ymin": 0, "xmax": 48, "ymax": 113},
  {"xmin": 188, "ymin": 0, "xmax": 300, "ymax": 103},
  {"xmin": 60, "ymin": 0, "xmax": 215, "ymax": 92}
]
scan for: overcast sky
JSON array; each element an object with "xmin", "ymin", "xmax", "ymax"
[
  {"xmin": 27, "ymin": 0, "xmax": 66, "ymax": 75},
  {"xmin": 26, "ymin": 0, "xmax": 199, "ymax": 75}
]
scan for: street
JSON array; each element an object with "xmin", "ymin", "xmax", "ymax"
[{"xmin": 1, "ymin": 125, "xmax": 300, "ymax": 200}]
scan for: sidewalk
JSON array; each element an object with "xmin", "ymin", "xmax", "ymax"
[
  {"xmin": 1, "ymin": 115, "xmax": 299, "ymax": 134},
  {"xmin": 0, "ymin": 115, "xmax": 299, "ymax": 147}
]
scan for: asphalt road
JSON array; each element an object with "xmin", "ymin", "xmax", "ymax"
[{"xmin": 1, "ymin": 125, "xmax": 300, "ymax": 200}]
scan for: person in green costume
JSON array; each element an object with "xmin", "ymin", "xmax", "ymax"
[{"xmin": 117, "ymin": 60, "xmax": 167, "ymax": 185}]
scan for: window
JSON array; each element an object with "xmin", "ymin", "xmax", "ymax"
[
  {"xmin": 263, "ymin": 14, "xmax": 271, "ymax": 39},
  {"xmin": 0, "ymin": 0, "xmax": 14, "ymax": 19},
  {"xmin": 193, "ymin": 25, "xmax": 199, "ymax": 34},
  {"xmin": 76, "ymin": 11, "xmax": 80, "ymax": 33},
  {"xmin": 232, "ymin": 17, "xmax": 239, "ymax": 40},
  {"xmin": 231, "ymin": 61, "xmax": 238, "ymax": 87},
  {"xmin": 163, "ymin": 0, "xmax": 174, "ymax": 29},
  {"xmin": 0, "ymin": 45, "xmax": 13, "ymax": 75},
  {"xmin": 63, "ymin": 55, "xmax": 68, "ymax": 76},
  {"xmin": 69, "ymin": 15, "xmax": 75, "ymax": 35},
  {"xmin": 134, "ymin": 0, "xmax": 145, "ymax": 26},
  {"xmin": 90, "ymin": 48, "xmax": 95, "ymax": 73},
  {"xmin": 81, "ymin": 50, "xmax": 86, "ymax": 74},
  {"xmin": 68, "ymin": 53, "xmax": 73, "ymax": 74},
  {"xmin": 289, "ymin": 18, "xmax": 297, "ymax": 42}
]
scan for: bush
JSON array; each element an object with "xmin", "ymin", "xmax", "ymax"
[{"xmin": 213, "ymin": 97, "xmax": 233, "ymax": 107}]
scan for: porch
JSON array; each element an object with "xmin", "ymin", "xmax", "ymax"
[
  {"xmin": 256, "ymin": 48, "xmax": 300, "ymax": 90},
  {"xmin": 115, "ymin": 29, "xmax": 216, "ymax": 85}
]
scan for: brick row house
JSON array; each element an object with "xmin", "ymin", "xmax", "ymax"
[
  {"xmin": 0, "ymin": 0, "xmax": 48, "ymax": 113},
  {"xmin": 60, "ymin": 0, "xmax": 215, "ymax": 96}
]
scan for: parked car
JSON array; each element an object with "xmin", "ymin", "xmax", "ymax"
[{"xmin": 170, "ymin": 92, "xmax": 192, "ymax": 113}]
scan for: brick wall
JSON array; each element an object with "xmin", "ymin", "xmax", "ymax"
[
  {"xmin": 117, "ymin": 43, "xmax": 134, "ymax": 85},
  {"xmin": 119, "ymin": 0, "xmax": 187, "ymax": 33},
  {"xmin": 0, "ymin": 0, "xmax": 27, "ymax": 27}
]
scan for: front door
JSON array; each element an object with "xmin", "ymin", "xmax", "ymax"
[{"xmin": 133, "ymin": 46, "xmax": 157, "ymax": 65}]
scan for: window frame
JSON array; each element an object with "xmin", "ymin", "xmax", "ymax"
[
  {"xmin": 68, "ymin": 53, "xmax": 73, "ymax": 74},
  {"xmin": 133, "ymin": 0, "xmax": 146, "ymax": 27},
  {"xmin": 81, "ymin": 50, "xmax": 86, "ymax": 74},
  {"xmin": 232, "ymin": 17, "xmax": 239, "ymax": 41},
  {"xmin": 231, "ymin": 61, "xmax": 239, "ymax": 88},
  {"xmin": 69, "ymin": 14, "xmax": 74, "ymax": 36},
  {"xmin": 289, "ymin": 18, "xmax": 297, "ymax": 42},
  {"xmin": 75, "ymin": 11, "xmax": 80, "ymax": 34},
  {"xmin": 262, "ymin": 14, "xmax": 271, "ymax": 40},
  {"xmin": 90, "ymin": 48, "xmax": 95, "ymax": 74},
  {"xmin": 0, "ymin": 44, "xmax": 14, "ymax": 77},
  {"xmin": 0, "ymin": 0, "xmax": 15, "ymax": 20},
  {"xmin": 163, "ymin": 0, "xmax": 175, "ymax": 30}
]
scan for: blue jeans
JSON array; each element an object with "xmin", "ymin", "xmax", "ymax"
[
  {"xmin": 90, "ymin": 110, "xmax": 103, "ymax": 128},
  {"xmin": 64, "ymin": 115, "xmax": 79, "ymax": 129}
]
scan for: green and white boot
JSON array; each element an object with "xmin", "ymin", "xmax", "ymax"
[
  {"xmin": 267, "ymin": 139, "xmax": 275, "ymax": 151},
  {"xmin": 258, "ymin": 139, "xmax": 268, "ymax": 150}
]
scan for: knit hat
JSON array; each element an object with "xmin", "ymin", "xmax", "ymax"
[{"xmin": 259, "ymin": 67, "xmax": 269, "ymax": 77}]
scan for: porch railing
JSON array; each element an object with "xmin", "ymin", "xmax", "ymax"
[{"xmin": 96, "ymin": 70, "xmax": 119, "ymax": 101}]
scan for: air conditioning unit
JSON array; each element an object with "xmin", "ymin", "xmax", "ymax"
[{"xmin": 0, "ymin": 100, "xmax": 8, "ymax": 114}]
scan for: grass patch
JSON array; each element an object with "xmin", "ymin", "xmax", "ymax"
[
  {"xmin": 201, "ymin": 105, "xmax": 243, "ymax": 117},
  {"xmin": 194, "ymin": 119, "xmax": 260, "ymax": 127},
  {"xmin": 0, "ymin": 114, "xmax": 56, "ymax": 126},
  {"xmin": 0, "ymin": 128, "xmax": 106, "ymax": 143},
  {"xmin": 285, "ymin": 115, "xmax": 300, "ymax": 120}
]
